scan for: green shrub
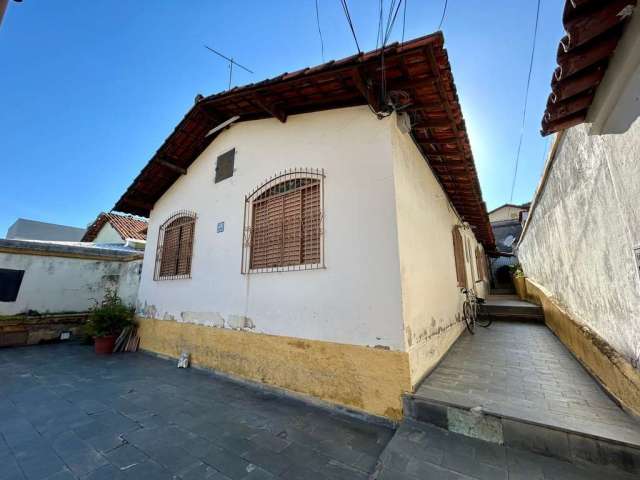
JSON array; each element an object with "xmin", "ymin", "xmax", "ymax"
[
  {"xmin": 509, "ymin": 263, "xmax": 525, "ymax": 278},
  {"xmin": 85, "ymin": 289, "xmax": 134, "ymax": 338}
]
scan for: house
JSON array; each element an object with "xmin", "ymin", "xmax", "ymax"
[
  {"xmin": 5, "ymin": 218, "xmax": 86, "ymax": 242},
  {"xmin": 82, "ymin": 211, "xmax": 147, "ymax": 246},
  {"xmin": 487, "ymin": 202, "xmax": 530, "ymax": 289},
  {"xmin": 114, "ymin": 33, "xmax": 494, "ymax": 419},
  {"xmin": 517, "ymin": 0, "xmax": 640, "ymax": 415},
  {"xmin": 487, "ymin": 202, "xmax": 530, "ymax": 224}
]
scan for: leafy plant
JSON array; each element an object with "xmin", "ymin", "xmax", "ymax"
[
  {"xmin": 509, "ymin": 263, "xmax": 525, "ymax": 278},
  {"xmin": 85, "ymin": 289, "xmax": 134, "ymax": 338}
]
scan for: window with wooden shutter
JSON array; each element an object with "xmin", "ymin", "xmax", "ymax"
[
  {"xmin": 452, "ymin": 226, "xmax": 467, "ymax": 288},
  {"xmin": 154, "ymin": 211, "xmax": 196, "ymax": 280},
  {"xmin": 242, "ymin": 168, "xmax": 324, "ymax": 273},
  {"xmin": 475, "ymin": 246, "xmax": 486, "ymax": 282}
]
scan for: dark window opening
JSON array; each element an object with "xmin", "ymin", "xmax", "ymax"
[
  {"xmin": 215, "ymin": 148, "xmax": 235, "ymax": 183},
  {"xmin": 0, "ymin": 269, "xmax": 25, "ymax": 302}
]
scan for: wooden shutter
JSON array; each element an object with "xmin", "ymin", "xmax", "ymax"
[
  {"xmin": 156, "ymin": 214, "xmax": 195, "ymax": 279},
  {"xmin": 301, "ymin": 182, "xmax": 321, "ymax": 265},
  {"xmin": 249, "ymin": 179, "xmax": 321, "ymax": 270},
  {"xmin": 475, "ymin": 246, "xmax": 485, "ymax": 282},
  {"xmin": 452, "ymin": 226, "xmax": 467, "ymax": 288}
]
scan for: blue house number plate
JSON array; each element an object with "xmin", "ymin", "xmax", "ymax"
[{"xmin": 217, "ymin": 222, "xmax": 224, "ymax": 233}]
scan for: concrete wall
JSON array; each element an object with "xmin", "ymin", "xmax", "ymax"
[
  {"xmin": 0, "ymin": 248, "xmax": 142, "ymax": 315},
  {"xmin": 390, "ymin": 116, "xmax": 489, "ymax": 386},
  {"xmin": 138, "ymin": 106, "xmax": 405, "ymax": 350},
  {"xmin": 518, "ymin": 119, "xmax": 640, "ymax": 369},
  {"xmin": 93, "ymin": 223, "xmax": 124, "ymax": 244}
]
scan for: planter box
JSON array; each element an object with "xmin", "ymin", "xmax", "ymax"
[
  {"xmin": 513, "ymin": 276, "xmax": 527, "ymax": 300},
  {"xmin": 0, "ymin": 313, "xmax": 87, "ymax": 347}
]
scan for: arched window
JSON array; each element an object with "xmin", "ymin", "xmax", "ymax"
[
  {"xmin": 154, "ymin": 211, "xmax": 196, "ymax": 280},
  {"xmin": 242, "ymin": 168, "xmax": 324, "ymax": 273}
]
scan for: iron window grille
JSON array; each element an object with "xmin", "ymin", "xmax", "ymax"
[
  {"xmin": 154, "ymin": 210, "xmax": 197, "ymax": 280},
  {"xmin": 242, "ymin": 168, "xmax": 325, "ymax": 274}
]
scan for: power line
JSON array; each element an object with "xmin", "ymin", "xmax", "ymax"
[
  {"xmin": 376, "ymin": 0, "xmax": 383, "ymax": 49},
  {"xmin": 509, "ymin": 0, "xmax": 542, "ymax": 202},
  {"xmin": 339, "ymin": 0, "xmax": 361, "ymax": 53},
  {"xmin": 383, "ymin": 0, "xmax": 403, "ymax": 46},
  {"xmin": 315, "ymin": 0, "xmax": 325, "ymax": 62},
  {"xmin": 438, "ymin": 0, "xmax": 448, "ymax": 30},
  {"xmin": 401, "ymin": 0, "xmax": 407, "ymax": 43}
]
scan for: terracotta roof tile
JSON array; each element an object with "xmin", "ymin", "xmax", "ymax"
[{"xmin": 82, "ymin": 212, "xmax": 148, "ymax": 242}]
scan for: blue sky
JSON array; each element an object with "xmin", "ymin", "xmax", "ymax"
[{"xmin": 0, "ymin": 1, "xmax": 564, "ymax": 235}]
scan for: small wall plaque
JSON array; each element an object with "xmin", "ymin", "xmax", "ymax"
[{"xmin": 217, "ymin": 222, "xmax": 224, "ymax": 233}]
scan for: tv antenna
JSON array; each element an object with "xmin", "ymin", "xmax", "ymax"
[{"xmin": 204, "ymin": 45, "xmax": 254, "ymax": 90}]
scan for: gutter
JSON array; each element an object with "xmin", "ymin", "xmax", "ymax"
[{"xmin": 517, "ymin": 130, "xmax": 566, "ymax": 248}]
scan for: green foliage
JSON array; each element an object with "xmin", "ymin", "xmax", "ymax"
[
  {"xmin": 509, "ymin": 263, "xmax": 525, "ymax": 278},
  {"xmin": 85, "ymin": 289, "xmax": 134, "ymax": 338}
]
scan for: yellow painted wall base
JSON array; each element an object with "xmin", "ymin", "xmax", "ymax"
[
  {"xmin": 524, "ymin": 279, "xmax": 640, "ymax": 417},
  {"xmin": 136, "ymin": 317, "xmax": 411, "ymax": 420}
]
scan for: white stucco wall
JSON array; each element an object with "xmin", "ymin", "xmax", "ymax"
[
  {"xmin": 0, "ymin": 253, "xmax": 142, "ymax": 315},
  {"xmin": 93, "ymin": 223, "xmax": 124, "ymax": 244},
  {"xmin": 518, "ymin": 119, "xmax": 640, "ymax": 368},
  {"xmin": 390, "ymin": 117, "xmax": 489, "ymax": 384},
  {"xmin": 138, "ymin": 107, "xmax": 406, "ymax": 350}
]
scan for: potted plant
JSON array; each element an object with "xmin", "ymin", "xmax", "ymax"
[
  {"xmin": 509, "ymin": 263, "xmax": 527, "ymax": 300},
  {"xmin": 86, "ymin": 289, "xmax": 134, "ymax": 354}
]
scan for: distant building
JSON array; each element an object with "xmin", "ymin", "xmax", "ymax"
[
  {"xmin": 487, "ymin": 203, "xmax": 530, "ymax": 290},
  {"xmin": 6, "ymin": 218, "xmax": 86, "ymax": 242},
  {"xmin": 488, "ymin": 203, "xmax": 530, "ymax": 224},
  {"xmin": 82, "ymin": 212, "xmax": 147, "ymax": 245}
]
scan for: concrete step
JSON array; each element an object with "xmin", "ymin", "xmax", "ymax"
[
  {"xmin": 372, "ymin": 418, "xmax": 639, "ymax": 480},
  {"xmin": 402, "ymin": 394, "xmax": 640, "ymax": 476},
  {"xmin": 480, "ymin": 297, "xmax": 545, "ymax": 322},
  {"xmin": 480, "ymin": 304, "xmax": 545, "ymax": 321}
]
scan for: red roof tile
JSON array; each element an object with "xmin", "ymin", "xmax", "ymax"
[{"xmin": 82, "ymin": 212, "xmax": 148, "ymax": 242}]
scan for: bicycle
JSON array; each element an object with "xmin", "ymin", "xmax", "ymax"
[{"xmin": 461, "ymin": 282, "xmax": 491, "ymax": 334}]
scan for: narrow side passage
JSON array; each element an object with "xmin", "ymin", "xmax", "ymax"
[{"xmin": 413, "ymin": 321, "xmax": 640, "ymax": 447}]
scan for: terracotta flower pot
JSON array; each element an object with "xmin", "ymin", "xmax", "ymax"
[{"xmin": 94, "ymin": 335, "xmax": 117, "ymax": 355}]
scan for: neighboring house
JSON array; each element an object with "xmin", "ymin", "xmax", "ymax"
[
  {"xmin": 114, "ymin": 33, "xmax": 494, "ymax": 419},
  {"xmin": 6, "ymin": 218, "xmax": 86, "ymax": 242},
  {"xmin": 488, "ymin": 203, "xmax": 530, "ymax": 224},
  {"xmin": 518, "ymin": 0, "xmax": 640, "ymax": 415},
  {"xmin": 488, "ymin": 203, "xmax": 530, "ymax": 289},
  {"xmin": 82, "ymin": 212, "xmax": 147, "ymax": 245}
]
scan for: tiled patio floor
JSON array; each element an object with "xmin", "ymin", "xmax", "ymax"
[
  {"xmin": 415, "ymin": 321, "xmax": 640, "ymax": 447},
  {"xmin": 0, "ymin": 344, "xmax": 393, "ymax": 480}
]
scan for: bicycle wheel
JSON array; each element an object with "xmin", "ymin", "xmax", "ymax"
[
  {"xmin": 463, "ymin": 300, "xmax": 475, "ymax": 334},
  {"xmin": 477, "ymin": 316, "xmax": 493, "ymax": 328}
]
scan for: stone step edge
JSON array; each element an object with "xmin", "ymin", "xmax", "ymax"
[{"xmin": 403, "ymin": 394, "xmax": 640, "ymax": 473}]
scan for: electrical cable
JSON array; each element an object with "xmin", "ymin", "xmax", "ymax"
[
  {"xmin": 509, "ymin": 0, "xmax": 542, "ymax": 202},
  {"xmin": 339, "ymin": 0, "xmax": 361, "ymax": 53},
  {"xmin": 315, "ymin": 0, "xmax": 325, "ymax": 62},
  {"xmin": 438, "ymin": 0, "xmax": 448, "ymax": 30}
]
